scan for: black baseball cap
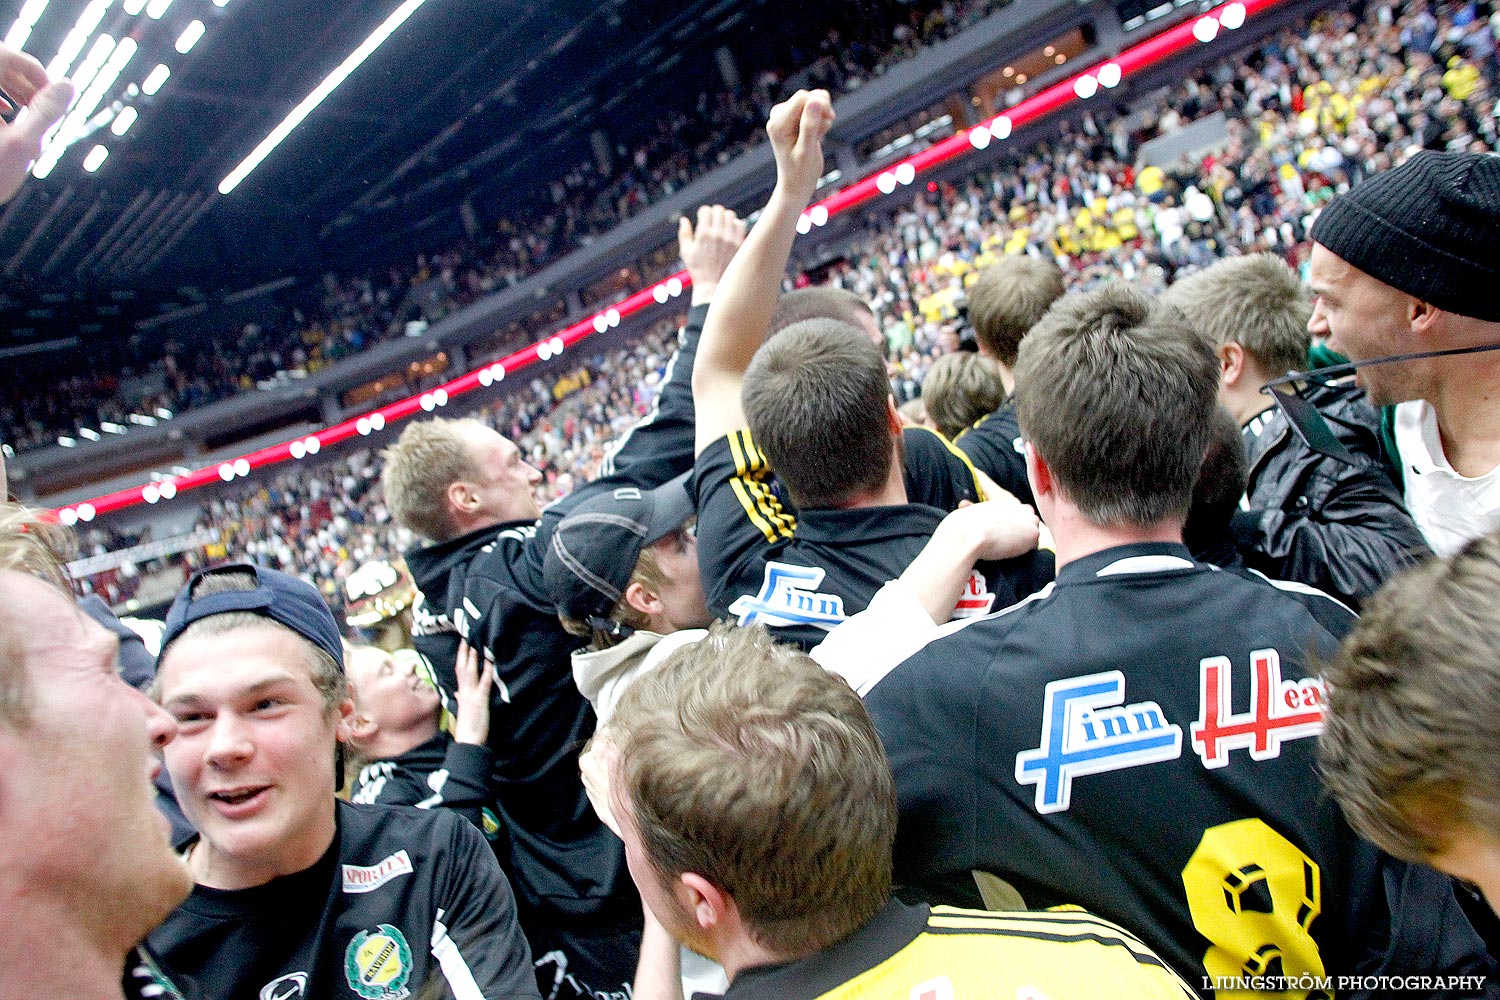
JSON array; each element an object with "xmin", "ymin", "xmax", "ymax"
[
  {"xmin": 160, "ymin": 562, "xmax": 345, "ymax": 670},
  {"xmin": 544, "ymin": 473, "xmax": 695, "ymax": 628}
]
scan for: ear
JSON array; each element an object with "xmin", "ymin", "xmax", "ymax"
[
  {"xmin": 1408, "ymin": 297, "xmax": 1443, "ymax": 338},
  {"xmin": 333, "ymin": 698, "xmax": 358, "ymax": 744},
  {"xmin": 885, "ymin": 396, "xmax": 903, "ymax": 437},
  {"xmin": 679, "ymin": 871, "xmax": 732, "ymax": 935},
  {"xmin": 1024, "ymin": 441, "xmax": 1053, "ymax": 501},
  {"xmin": 1218, "ymin": 342, "xmax": 1247, "ymax": 387},
  {"xmin": 445, "ymin": 480, "xmax": 474, "ymax": 518},
  {"xmin": 347, "ymin": 712, "xmax": 378, "ymax": 746},
  {"xmin": 623, "ymin": 579, "xmax": 664, "ymax": 618}
]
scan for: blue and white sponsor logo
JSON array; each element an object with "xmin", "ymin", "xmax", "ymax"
[
  {"xmin": 728, "ymin": 561, "xmax": 846, "ymax": 629},
  {"xmin": 1015, "ymin": 670, "xmax": 1182, "ymax": 814}
]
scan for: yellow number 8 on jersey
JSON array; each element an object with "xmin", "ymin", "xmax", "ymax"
[{"xmin": 1182, "ymin": 818, "xmax": 1327, "ymax": 995}]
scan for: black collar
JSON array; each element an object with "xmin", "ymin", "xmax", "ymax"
[
  {"xmin": 1054, "ymin": 542, "xmax": 1199, "ymax": 586},
  {"xmin": 792, "ymin": 504, "xmax": 946, "ymax": 545}
]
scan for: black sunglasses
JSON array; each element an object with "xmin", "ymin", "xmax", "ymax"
[{"xmin": 1260, "ymin": 343, "xmax": 1500, "ymax": 465}]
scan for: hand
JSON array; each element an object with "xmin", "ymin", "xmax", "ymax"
[
  {"xmin": 0, "ymin": 45, "xmax": 72, "ymax": 205},
  {"xmin": 945, "ymin": 494, "xmax": 1041, "ymax": 562},
  {"xmin": 680, "ymin": 204, "xmax": 747, "ymax": 304},
  {"xmin": 766, "ymin": 89, "xmax": 834, "ymax": 206},
  {"xmin": 451, "ymin": 641, "xmax": 493, "ymax": 746}
]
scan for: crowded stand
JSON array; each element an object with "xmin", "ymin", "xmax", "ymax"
[
  {"xmin": 0, "ymin": 0, "xmax": 1013, "ymax": 455},
  {"xmin": 5, "ymin": 0, "xmax": 1500, "ymax": 998}
]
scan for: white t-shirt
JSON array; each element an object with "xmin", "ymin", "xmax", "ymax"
[{"xmin": 1394, "ymin": 400, "xmax": 1500, "ymax": 556}]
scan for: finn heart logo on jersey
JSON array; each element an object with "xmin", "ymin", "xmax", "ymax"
[
  {"xmin": 1191, "ymin": 648, "xmax": 1324, "ymax": 768},
  {"xmin": 1015, "ymin": 671, "xmax": 1183, "ymax": 814},
  {"xmin": 1015, "ymin": 650, "xmax": 1322, "ymax": 812},
  {"xmin": 729, "ymin": 561, "xmax": 847, "ymax": 629}
]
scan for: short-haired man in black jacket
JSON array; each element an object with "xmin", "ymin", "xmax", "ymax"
[{"xmin": 1161, "ymin": 252, "xmax": 1429, "ymax": 608}]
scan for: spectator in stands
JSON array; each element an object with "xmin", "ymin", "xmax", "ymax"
[
  {"xmin": 1161, "ymin": 252, "xmax": 1429, "ymax": 606},
  {"xmin": 613, "ymin": 623, "xmax": 1198, "ymax": 1000},
  {"xmin": 950, "ymin": 257, "xmax": 1066, "ymax": 507},
  {"xmin": 691, "ymin": 90, "xmax": 1048, "ymax": 650},
  {"xmin": 1320, "ymin": 529, "xmax": 1500, "ymax": 946},
  {"xmin": 861, "ymin": 284, "xmax": 1496, "ymax": 989},
  {"xmin": 149, "ymin": 564, "xmax": 538, "ymax": 999},
  {"xmin": 1309, "ymin": 149, "xmax": 1500, "ymax": 556},
  {"xmin": 0, "ymin": 503, "xmax": 192, "ymax": 1000},
  {"xmin": 919, "ymin": 350, "xmax": 1005, "ymax": 443}
]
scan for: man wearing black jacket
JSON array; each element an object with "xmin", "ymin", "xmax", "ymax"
[
  {"xmin": 383, "ymin": 206, "xmax": 746, "ymax": 999},
  {"xmin": 1161, "ymin": 252, "xmax": 1429, "ymax": 607}
]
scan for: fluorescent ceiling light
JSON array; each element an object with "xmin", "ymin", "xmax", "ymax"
[
  {"xmin": 123, "ymin": 0, "xmax": 145, "ymax": 12},
  {"xmin": 218, "ymin": 0, "xmax": 432, "ymax": 194},
  {"xmin": 142, "ymin": 62, "xmax": 169, "ymax": 94},
  {"xmin": 111, "ymin": 104, "xmax": 138, "ymax": 134},
  {"xmin": 144, "ymin": 0, "xmax": 171, "ymax": 18},
  {"xmin": 82, "ymin": 144, "xmax": 108, "ymax": 170},
  {"xmin": 175, "ymin": 19, "xmax": 204, "ymax": 52},
  {"xmin": 45, "ymin": 0, "xmax": 110, "ymax": 78},
  {"xmin": 5, "ymin": 0, "xmax": 50, "ymax": 50}
]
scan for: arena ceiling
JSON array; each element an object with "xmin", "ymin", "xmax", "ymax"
[{"xmin": 0, "ymin": 0, "xmax": 781, "ymax": 307}]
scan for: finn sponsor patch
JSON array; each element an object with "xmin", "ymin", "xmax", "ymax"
[
  {"xmin": 342, "ymin": 850, "xmax": 413, "ymax": 894},
  {"xmin": 1015, "ymin": 671, "xmax": 1183, "ymax": 814},
  {"xmin": 729, "ymin": 561, "xmax": 847, "ymax": 629}
]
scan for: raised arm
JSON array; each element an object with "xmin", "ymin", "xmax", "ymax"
[{"xmin": 692, "ymin": 89, "xmax": 834, "ymax": 456}]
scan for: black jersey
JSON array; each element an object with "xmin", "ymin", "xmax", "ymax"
[
  {"xmin": 351, "ymin": 735, "xmax": 501, "ymax": 846},
  {"xmin": 953, "ymin": 402, "xmax": 1033, "ymax": 507},
  {"xmin": 149, "ymin": 800, "xmax": 539, "ymax": 1000},
  {"xmin": 865, "ymin": 543, "xmax": 1495, "ymax": 996},
  {"xmin": 691, "ymin": 428, "xmax": 1052, "ymax": 651},
  {"xmin": 406, "ymin": 525, "xmax": 633, "ymax": 930}
]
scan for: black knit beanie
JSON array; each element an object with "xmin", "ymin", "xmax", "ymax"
[{"xmin": 1311, "ymin": 151, "xmax": 1500, "ymax": 322}]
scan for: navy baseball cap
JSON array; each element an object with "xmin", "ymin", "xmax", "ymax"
[
  {"xmin": 160, "ymin": 563, "xmax": 345, "ymax": 670},
  {"xmin": 544, "ymin": 473, "xmax": 695, "ymax": 627}
]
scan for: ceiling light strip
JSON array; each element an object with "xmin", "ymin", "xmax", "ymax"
[{"xmin": 217, "ymin": 0, "xmax": 432, "ymax": 194}]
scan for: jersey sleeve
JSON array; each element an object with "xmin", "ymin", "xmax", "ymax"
[
  {"xmin": 689, "ymin": 430, "xmax": 795, "ymax": 619},
  {"xmin": 429, "ymin": 812, "xmax": 542, "ymax": 1000},
  {"xmin": 598, "ymin": 303, "xmax": 707, "ymax": 485},
  {"xmin": 902, "ymin": 426, "xmax": 986, "ymax": 510}
]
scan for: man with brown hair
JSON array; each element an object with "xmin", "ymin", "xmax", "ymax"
[
  {"xmin": 1161, "ymin": 253, "xmax": 1427, "ymax": 608},
  {"xmin": 382, "ymin": 205, "xmax": 747, "ymax": 997},
  {"xmin": 864, "ymin": 285, "xmax": 1496, "ymax": 993},
  {"xmin": 0, "ymin": 503, "xmax": 192, "ymax": 1000},
  {"xmin": 769, "ymin": 285, "xmax": 881, "ymax": 347},
  {"xmin": 689, "ymin": 90, "xmax": 1049, "ymax": 650},
  {"xmin": 612, "ymin": 623, "xmax": 1196, "ymax": 1000},
  {"xmin": 919, "ymin": 351, "xmax": 1006, "ymax": 442},
  {"xmin": 951, "ymin": 255, "xmax": 1066, "ymax": 506},
  {"xmin": 1320, "ymin": 529, "xmax": 1500, "ymax": 924}
]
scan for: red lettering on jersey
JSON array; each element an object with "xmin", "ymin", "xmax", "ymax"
[{"xmin": 1191, "ymin": 649, "xmax": 1325, "ymax": 769}]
